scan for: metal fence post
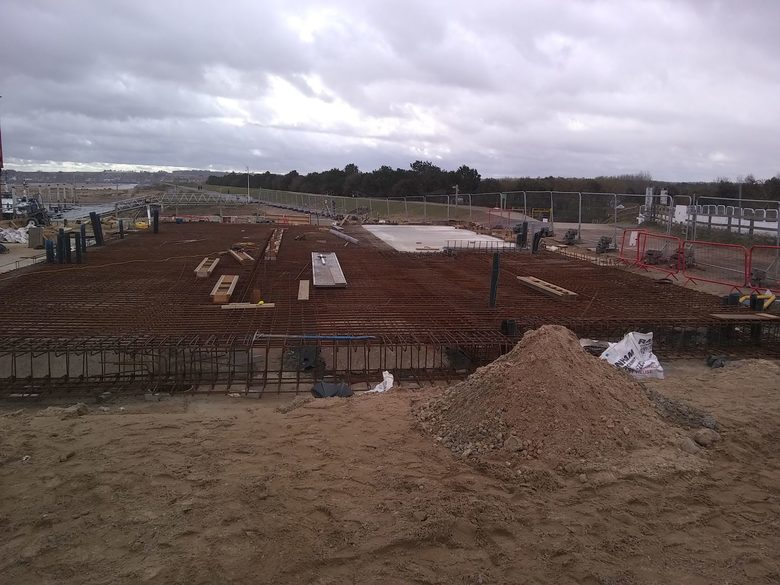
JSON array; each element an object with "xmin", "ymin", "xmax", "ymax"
[
  {"xmin": 609, "ymin": 194, "xmax": 616, "ymax": 243},
  {"xmin": 424, "ymin": 196, "xmax": 427, "ymax": 221},
  {"xmin": 577, "ymin": 192, "xmax": 583, "ymax": 242},
  {"xmin": 468, "ymin": 194, "xmax": 472, "ymax": 221}
]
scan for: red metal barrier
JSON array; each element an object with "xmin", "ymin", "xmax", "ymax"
[
  {"xmin": 619, "ymin": 228, "xmax": 644, "ymax": 265},
  {"xmin": 748, "ymin": 245, "xmax": 780, "ymax": 292},
  {"xmin": 636, "ymin": 232, "xmax": 683, "ymax": 278},
  {"xmin": 682, "ymin": 241, "xmax": 748, "ymax": 291}
]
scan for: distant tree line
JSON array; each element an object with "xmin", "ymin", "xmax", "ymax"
[
  {"xmin": 207, "ymin": 161, "xmax": 481, "ymax": 199},
  {"xmin": 206, "ymin": 163, "xmax": 780, "ymax": 207}
]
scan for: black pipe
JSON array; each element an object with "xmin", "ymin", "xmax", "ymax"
[
  {"xmin": 518, "ymin": 221, "xmax": 528, "ymax": 248},
  {"xmin": 80, "ymin": 223, "xmax": 87, "ymax": 252},
  {"xmin": 57, "ymin": 228, "xmax": 65, "ymax": 264},
  {"xmin": 489, "ymin": 252, "xmax": 500, "ymax": 308},
  {"xmin": 74, "ymin": 233, "xmax": 82, "ymax": 264},
  {"xmin": 89, "ymin": 212, "xmax": 104, "ymax": 246},
  {"xmin": 64, "ymin": 233, "xmax": 73, "ymax": 264},
  {"xmin": 531, "ymin": 231, "xmax": 543, "ymax": 254},
  {"xmin": 152, "ymin": 209, "xmax": 159, "ymax": 233},
  {"xmin": 119, "ymin": 219, "xmax": 124, "ymax": 239},
  {"xmin": 45, "ymin": 240, "xmax": 55, "ymax": 263}
]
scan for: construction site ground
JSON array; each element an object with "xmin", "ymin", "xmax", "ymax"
[
  {"xmin": 0, "ymin": 223, "xmax": 745, "ymax": 343},
  {"xmin": 1, "ymin": 357, "xmax": 778, "ymax": 585}
]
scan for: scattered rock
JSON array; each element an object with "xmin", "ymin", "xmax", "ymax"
[
  {"xmin": 96, "ymin": 391, "xmax": 113, "ymax": 404},
  {"xmin": 578, "ymin": 473, "xmax": 588, "ymax": 483},
  {"xmin": 412, "ymin": 510, "xmax": 428, "ymax": 522},
  {"xmin": 679, "ymin": 437, "xmax": 701, "ymax": 454},
  {"xmin": 503, "ymin": 436, "xmax": 522, "ymax": 452},
  {"xmin": 692, "ymin": 428, "xmax": 721, "ymax": 447},
  {"xmin": 276, "ymin": 396, "xmax": 314, "ymax": 414},
  {"xmin": 58, "ymin": 451, "xmax": 76, "ymax": 462},
  {"xmin": 644, "ymin": 388, "xmax": 718, "ymax": 430},
  {"xmin": 144, "ymin": 393, "xmax": 171, "ymax": 402},
  {"xmin": 38, "ymin": 403, "xmax": 89, "ymax": 419}
]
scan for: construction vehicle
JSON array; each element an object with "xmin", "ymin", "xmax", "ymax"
[{"xmin": 0, "ymin": 117, "xmax": 49, "ymax": 224}]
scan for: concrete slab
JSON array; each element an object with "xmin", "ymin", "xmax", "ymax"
[
  {"xmin": 364, "ymin": 225, "xmax": 503, "ymax": 252},
  {"xmin": 0, "ymin": 242, "xmax": 46, "ymax": 274}
]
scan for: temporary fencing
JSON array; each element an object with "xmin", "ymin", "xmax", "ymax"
[
  {"xmin": 636, "ymin": 232, "xmax": 682, "ymax": 278},
  {"xmin": 620, "ymin": 229, "xmax": 764, "ymax": 291},
  {"xmin": 682, "ymin": 241, "xmax": 748, "ymax": 291},
  {"xmin": 618, "ymin": 228, "xmax": 644, "ymax": 265},
  {"xmin": 748, "ymin": 245, "xmax": 780, "ymax": 292}
]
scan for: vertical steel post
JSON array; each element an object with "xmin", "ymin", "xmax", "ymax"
[
  {"xmin": 80, "ymin": 223, "xmax": 87, "ymax": 252},
  {"xmin": 613, "ymin": 194, "xmax": 618, "ymax": 243},
  {"xmin": 119, "ymin": 219, "xmax": 124, "ymax": 239}
]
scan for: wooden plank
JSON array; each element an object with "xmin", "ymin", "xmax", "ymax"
[
  {"xmin": 517, "ymin": 276, "xmax": 578, "ymax": 299},
  {"xmin": 229, "ymin": 249, "xmax": 254, "ymax": 264},
  {"xmin": 194, "ymin": 256, "xmax": 219, "ymax": 278},
  {"xmin": 298, "ymin": 280, "xmax": 310, "ymax": 301},
  {"xmin": 210, "ymin": 275, "xmax": 238, "ymax": 304},
  {"xmin": 710, "ymin": 313, "xmax": 779, "ymax": 321},
  {"xmin": 220, "ymin": 302, "xmax": 276, "ymax": 309},
  {"xmin": 264, "ymin": 229, "xmax": 285, "ymax": 261}
]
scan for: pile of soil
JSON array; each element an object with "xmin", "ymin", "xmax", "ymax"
[{"xmin": 418, "ymin": 325, "xmax": 676, "ymax": 465}]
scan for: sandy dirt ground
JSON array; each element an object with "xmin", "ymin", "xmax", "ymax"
[{"xmin": 1, "ymin": 359, "xmax": 779, "ymax": 585}]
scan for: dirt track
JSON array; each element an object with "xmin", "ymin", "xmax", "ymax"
[{"xmin": 1, "ymin": 359, "xmax": 779, "ymax": 584}]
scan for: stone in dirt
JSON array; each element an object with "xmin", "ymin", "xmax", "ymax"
[
  {"xmin": 693, "ymin": 428, "xmax": 721, "ymax": 447},
  {"xmin": 37, "ymin": 403, "xmax": 89, "ymax": 419},
  {"xmin": 418, "ymin": 325, "xmax": 677, "ymax": 464},
  {"xmin": 679, "ymin": 437, "xmax": 701, "ymax": 454},
  {"xmin": 276, "ymin": 396, "xmax": 314, "ymax": 414}
]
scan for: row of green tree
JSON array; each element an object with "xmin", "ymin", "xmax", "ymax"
[{"xmin": 206, "ymin": 163, "xmax": 780, "ymax": 206}]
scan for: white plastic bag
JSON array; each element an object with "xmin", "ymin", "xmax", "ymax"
[
  {"xmin": 600, "ymin": 332, "xmax": 664, "ymax": 379},
  {"xmin": 366, "ymin": 371, "xmax": 394, "ymax": 393}
]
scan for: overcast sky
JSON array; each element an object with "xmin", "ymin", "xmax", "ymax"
[{"xmin": 1, "ymin": 0, "xmax": 779, "ymax": 180}]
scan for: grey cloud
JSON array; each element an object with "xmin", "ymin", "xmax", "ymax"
[{"xmin": 1, "ymin": 0, "xmax": 779, "ymax": 180}]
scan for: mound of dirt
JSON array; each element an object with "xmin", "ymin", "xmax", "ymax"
[{"xmin": 418, "ymin": 325, "xmax": 677, "ymax": 465}]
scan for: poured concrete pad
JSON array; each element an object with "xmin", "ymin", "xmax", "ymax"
[{"xmin": 364, "ymin": 225, "xmax": 503, "ymax": 252}]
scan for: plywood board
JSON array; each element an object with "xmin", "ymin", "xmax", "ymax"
[
  {"xmin": 710, "ymin": 313, "xmax": 779, "ymax": 321},
  {"xmin": 311, "ymin": 252, "xmax": 347, "ymax": 288},
  {"xmin": 517, "ymin": 276, "xmax": 578, "ymax": 299},
  {"xmin": 298, "ymin": 279, "xmax": 310, "ymax": 301},
  {"xmin": 220, "ymin": 303, "xmax": 276, "ymax": 309},
  {"xmin": 210, "ymin": 275, "xmax": 238, "ymax": 304}
]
